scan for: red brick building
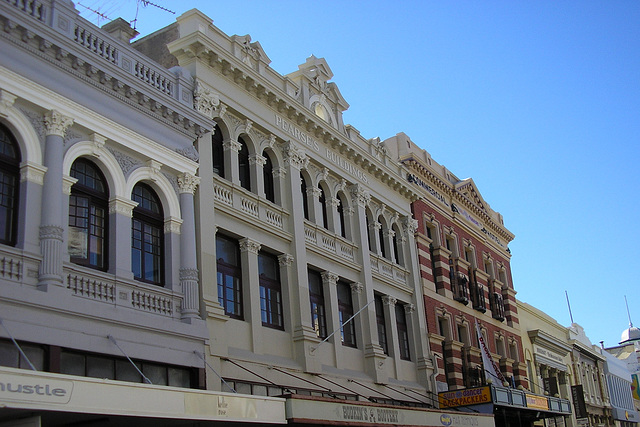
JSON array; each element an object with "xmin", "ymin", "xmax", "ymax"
[{"xmin": 386, "ymin": 133, "xmax": 528, "ymax": 393}]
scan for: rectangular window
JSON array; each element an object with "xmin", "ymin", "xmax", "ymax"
[
  {"xmin": 375, "ymin": 294, "xmax": 388, "ymax": 355},
  {"xmin": 337, "ymin": 281, "xmax": 356, "ymax": 348},
  {"xmin": 308, "ymin": 270, "xmax": 327, "ymax": 339},
  {"xmin": 396, "ymin": 304, "xmax": 411, "ymax": 360},
  {"xmin": 216, "ymin": 235, "xmax": 243, "ymax": 319},
  {"xmin": 259, "ymin": 251, "xmax": 283, "ymax": 329}
]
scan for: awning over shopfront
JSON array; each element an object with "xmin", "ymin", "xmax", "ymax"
[
  {"xmin": 285, "ymin": 394, "xmax": 496, "ymax": 427},
  {"xmin": 0, "ymin": 367, "xmax": 286, "ymax": 425}
]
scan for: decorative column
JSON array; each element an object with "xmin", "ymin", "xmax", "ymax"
[
  {"xmin": 38, "ymin": 110, "xmax": 73, "ymax": 289},
  {"xmin": 239, "ymin": 237, "xmax": 262, "ymax": 353},
  {"xmin": 349, "ymin": 184, "xmax": 388, "ymax": 383},
  {"xmin": 249, "ymin": 153, "xmax": 266, "ymax": 198},
  {"xmin": 321, "ymin": 271, "xmax": 340, "ymax": 364},
  {"xmin": 178, "ymin": 172, "xmax": 201, "ymax": 320},
  {"xmin": 309, "ymin": 186, "xmax": 322, "ymax": 225},
  {"xmin": 383, "ymin": 295, "xmax": 400, "ymax": 376},
  {"xmin": 223, "ymin": 138, "xmax": 241, "ymax": 186},
  {"xmin": 328, "ymin": 197, "xmax": 340, "ymax": 234},
  {"xmin": 282, "ymin": 142, "xmax": 320, "ymax": 373},
  {"xmin": 278, "ymin": 254, "xmax": 295, "ymax": 333},
  {"xmin": 401, "ymin": 215, "xmax": 434, "ymax": 387}
]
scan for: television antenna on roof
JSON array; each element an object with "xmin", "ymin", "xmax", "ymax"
[{"xmin": 77, "ymin": 0, "xmax": 175, "ymax": 31}]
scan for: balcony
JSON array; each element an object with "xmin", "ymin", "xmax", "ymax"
[
  {"xmin": 491, "ymin": 292, "xmax": 506, "ymax": 322},
  {"xmin": 213, "ymin": 178, "xmax": 288, "ymax": 232},
  {"xmin": 65, "ymin": 264, "xmax": 183, "ymax": 319},
  {"xmin": 304, "ymin": 221, "xmax": 357, "ymax": 263},
  {"xmin": 452, "ymin": 273, "xmax": 469, "ymax": 305}
]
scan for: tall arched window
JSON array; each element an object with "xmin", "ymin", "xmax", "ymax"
[
  {"xmin": 131, "ymin": 183, "xmax": 164, "ymax": 285},
  {"xmin": 301, "ymin": 173, "xmax": 309, "ymax": 220},
  {"xmin": 69, "ymin": 159, "xmax": 108, "ymax": 269},
  {"xmin": 238, "ymin": 137, "xmax": 250, "ymax": 191},
  {"xmin": 0, "ymin": 123, "xmax": 21, "ymax": 246},
  {"xmin": 262, "ymin": 151, "xmax": 275, "ymax": 203},
  {"xmin": 212, "ymin": 124, "xmax": 224, "ymax": 178},
  {"xmin": 319, "ymin": 186, "xmax": 328, "ymax": 229}
]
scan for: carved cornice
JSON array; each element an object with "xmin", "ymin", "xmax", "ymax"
[
  {"xmin": 169, "ymin": 37, "xmax": 418, "ymax": 200},
  {"xmin": 283, "ymin": 142, "xmax": 308, "ymax": 170},
  {"xmin": 19, "ymin": 161, "xmax": 46, "ymax": 185},
  {"xmin": 109, "ymin": 197, "xmax": 138, "ymax": 217},
  {"xmin": 349, "ymin": 184, "xmax": 370, "ymax": 207},
  {"xmin": 164, "ymin": 217, "xmax": 183, "ymax": 234},
  {"xmin": 0, "ymin": 15, "xmax": 210, "ymax": 144}
]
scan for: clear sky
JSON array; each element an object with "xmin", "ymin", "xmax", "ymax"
[{"xmin": 79, "ymin": 0, "xmax": 640, "ymax": 348}]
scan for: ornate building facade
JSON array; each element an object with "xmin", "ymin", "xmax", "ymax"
[{"xmin": 0, "ymin": 1, "xmax": 286, "ymax": 425}]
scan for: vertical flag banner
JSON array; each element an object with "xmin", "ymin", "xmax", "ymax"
[{"xmin": 475, "ymin": 320, "xmax": 506, "ymax": 385}]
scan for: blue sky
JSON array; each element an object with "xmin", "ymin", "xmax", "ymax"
[{"xmin": 79, "ymin": 1, "xmax": 639, "ymax": 348}]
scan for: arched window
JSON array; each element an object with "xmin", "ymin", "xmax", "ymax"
[
  {"xmin": 318, "ymin": 186, "xmax": 328, "ymax": 229},
  {"xmin": 69, "ymin": 159, "xmax": 108, "ymax": 269},
  {"xmin": 262, "ymin": 151, "xmax": 275, "ymax": 203},
  {"xmin": 212, "ymin": 124, "xmax": 224, "ymax": 178},
  {"xmin": 131, "ymin": 183, "xmax": 164, "ymax": 285},
  {"xmin": 238, "ymin": 137, "xmax": 250, "ymax": 191},
  {"xmin": 300, "ymin": 173, "xmax": 309, "ymax": 220},
  {"xmin": 0, "ymin": 123, "xmax": 21, "ymax": 246}
]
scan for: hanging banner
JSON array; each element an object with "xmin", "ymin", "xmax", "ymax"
[
  {"xmin": 475, "ymin": 320, "xmax": 506, "ymax": 385},
  {"xmin": 632, "ymin": 374, "xmax": 639, "ymax": 400}
]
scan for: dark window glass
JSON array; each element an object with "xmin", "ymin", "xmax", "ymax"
[
  {"xmin": 131, "ymin": 183, "xmax": 163, "ymax": 285},
  {"xmin": 375, "ymin": 295, "xmax": 388, "ymax": 355},
  {"xmin": 319, "ymin": 186, "xmax": 328, "ymax": 229},
  {"xmin": 263, "ymin": 152, "xmax": 275, "ymax": 203},
  {"xmin": 0, "ymin": 123, "xmax": 20, "ymax": 246},
  {"xmin": 216, "ymin": 235, "xmax": 243, "ymax": 319},
  {"xmin": 396, "ymin": 304, "xmax": 411, "ymax": 360},
  {"xmin": 301, "ymin": 173, "xmax": 309, "ymax": 220},
  {"xmin": 69, "ymin": 159, "xmax": 108, "ymax": 269},
  {"xmin": 259, "ymin": 251, "xmax": 283, "ymax": 329},
  {"xmin": 238, "ymin": 137, "xmax": 250, "ymax": 191},
  {"xmin": 212, "ymin": 124, "xmax": 225, "ymax": 178},
  {"xmin": 338, "ymin": 282, "xmax": 356, "ymax": 347},
  {"xmin": 308, "ymin": 270, "xmax": 326, "ymax": 339}
]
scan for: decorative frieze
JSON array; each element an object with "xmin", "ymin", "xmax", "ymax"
[{"xmin": 239, "ymin": 237, "xmax": 261, "ymax": 254}]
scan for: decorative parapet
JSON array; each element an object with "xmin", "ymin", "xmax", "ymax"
[{"xmin": 1, "ymin": 0, "xmax": 211, "ymax": 143}]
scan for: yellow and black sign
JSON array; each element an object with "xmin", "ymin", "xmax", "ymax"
[
  {"xmin": 525, "ymin": 393, "xmax": 549, "ymax": 410},
  {"xmin": 438, "ymin": 386, "xmax": 492, "ymax": 408}
]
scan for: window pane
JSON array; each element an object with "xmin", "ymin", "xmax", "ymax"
[
  {"xmin": 116, "ymin": 359, "xmax": 142, "ymax": 383},
  {"xmin": 0, "ymin": 341, "xmax": 19, "ymax": 367},
  {"xmin": 60, "ymin": 352, "xmax": 85, "ymax": 376},
  {"xmin": 168, "ymin": 367, "xmax": 191, "ymax": 388},
  {"xmin": 87, "ymin": 356, "xmax": 114, "ymax": 379},
  {"xmin": 143, "ymin": 364, "xmax": 167, "ymax": 385}
]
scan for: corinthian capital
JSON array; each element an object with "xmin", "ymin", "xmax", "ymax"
[
  {"xmin": 349, "ymin": 184, "xmax": 370, "ymax": 207},
  {"xmin": 282, "ymin": 142, "xmax": 308, "ymax": 170},
  {"xmin": 178, "ymin": 172, "xmax": 200, "ymax": 194},
  {"xmin": 44, "ymin": 110, "xmax": 73, "ymax": 137}
]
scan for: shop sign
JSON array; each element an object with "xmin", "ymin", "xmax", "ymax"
[
  {"xmin": 407, "ymin": 174, "xmax": 449, "ymax": 207},
  {"xmin": 0, "ymin": 372, "xmax": 73, "ymax": 404},
  {"xmin": 534, "ymin": 346, "xmax": 565, "ymax": 365},
  {"xmin": 525, "ymin": 393, "xmax": 549, "ymax": 410},
  {"xmin": 438, "ymin": 386, "xmax": 492, "ymax": 408},
  {"xmin": 571, "ymin": 385, "xmax": 588, "ymax": 419}
]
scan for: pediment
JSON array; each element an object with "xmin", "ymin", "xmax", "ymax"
[{"xmin": 455, "ymin": 178, "xmax": 489, "ymax": 213}]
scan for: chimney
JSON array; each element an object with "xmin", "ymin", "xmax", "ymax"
[{"xmin": 102, "ymin": 18, "xmax": 139, "ymax": 43}]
